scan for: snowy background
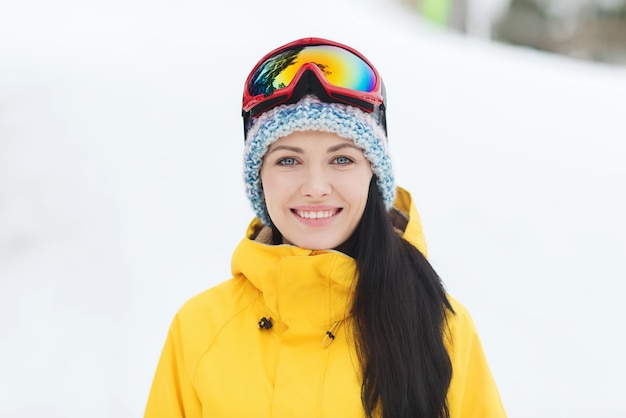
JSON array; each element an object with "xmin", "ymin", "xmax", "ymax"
[{"xmin": 1, "ymin": 0, "xmax": 625, "ymax": 417}]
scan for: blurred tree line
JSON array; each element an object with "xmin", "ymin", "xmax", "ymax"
[
  {"xmin": 401, "ymin": 0, "xmax": 626, "ymax": 65},
  {"xmin": 494, "ymin": 0, "xmax": 626, "ymax": 65}
]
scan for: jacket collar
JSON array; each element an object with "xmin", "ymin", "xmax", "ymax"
[
  {"xmin": 230, "ymin": 186, "xmax": 427, "ymax": 334},
  {"xmin": 231, "ymin": 237, "xmax": 356, "ymax": 335}
]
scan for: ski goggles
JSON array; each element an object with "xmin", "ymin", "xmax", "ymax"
[{"xmin": 242, "ymin": 38, "xmax": 386, "ymax": 136}]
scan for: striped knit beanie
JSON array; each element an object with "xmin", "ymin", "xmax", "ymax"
[{"xmin": 243, "ymin": 95, "xmax": 395, "ymax": 226}]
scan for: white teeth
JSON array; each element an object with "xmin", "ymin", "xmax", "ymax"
[{"xmin": 296, "ymin": 210, "xmax": 335, "ymax": 219}]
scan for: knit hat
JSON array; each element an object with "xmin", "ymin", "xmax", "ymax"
[{"xmin": 244, "ymin": 95, "xmax": 395, "ymax": 226}]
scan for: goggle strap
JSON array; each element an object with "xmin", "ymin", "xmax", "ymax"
[
  {"xmin": 243, "ymin": 101, "xmax": 387, "ymax": 139},
  {"xmin": 330, "ymin": 92, "xmax": 375, "ymax": 112}
]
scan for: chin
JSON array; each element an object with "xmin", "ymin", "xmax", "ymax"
[{"xmin": 290, "ymin": 236, "xmax": 345, "ymax": 251}]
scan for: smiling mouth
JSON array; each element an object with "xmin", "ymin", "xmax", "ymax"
[{"xmin": 292, "ymin": 209, "xmax": 342, "ymax": 219}]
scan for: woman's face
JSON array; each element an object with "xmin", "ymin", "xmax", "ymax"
[{"xmin": 260, "ymin": 130, "xmax": 373, "ymax": 250}]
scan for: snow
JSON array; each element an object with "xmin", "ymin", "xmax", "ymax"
[{"xmin": 1, "ymin": 0, "xmax": 625, "ymax": 416}]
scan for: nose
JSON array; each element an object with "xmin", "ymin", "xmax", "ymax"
[{"xmin": 300, "ymin": 165, "xmax": 331, "ymax": 198}]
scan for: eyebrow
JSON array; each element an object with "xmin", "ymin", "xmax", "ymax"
[
  {"xmin": 266, "ymin": 145, "xmax": 303, "ymax": 155},
  {"xmin": 327, "ymin": 143, "xmax": 362, "ymax": 153},
  {"xmin": 266, "ymin": 143, "xmax": 362, "ymax": 155}
]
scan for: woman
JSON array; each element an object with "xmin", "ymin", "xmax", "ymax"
[{"xmin": 145, "ymin": 37, "xmax": 506, "ymax": 418}]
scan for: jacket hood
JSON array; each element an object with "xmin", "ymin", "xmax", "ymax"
[{"xmin": 388, "ymin": 185, "xmax": 428, "ymax": 258}]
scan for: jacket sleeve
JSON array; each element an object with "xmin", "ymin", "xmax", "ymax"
[
  {"xmin": 144, "ymin": 314, "xmax": 202, "ymax": 418},
  {"xmin": 446, "ymin": 299, "xmax": 507, "ymax": 418}
]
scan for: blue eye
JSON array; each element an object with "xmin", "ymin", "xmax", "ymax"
[
  {"xmin": 278, "ymin": 157, "xmax": 297, "ymax": 166},
  {"xmin": 334, "ymin": 156, "xmax": 353, "ymax": 165}
]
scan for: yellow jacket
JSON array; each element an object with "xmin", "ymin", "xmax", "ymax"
[{"xmin": 145, "ymin": 187, "xmax": 506, "ymax": 417}]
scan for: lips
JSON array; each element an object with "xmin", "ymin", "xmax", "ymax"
[{"xmin": 292, "ymin": 208, "xmax": 342, "ymax": 219}]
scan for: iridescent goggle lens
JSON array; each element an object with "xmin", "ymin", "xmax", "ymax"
[{"xmin": 247, "ymin": 44, "xmax": 378, "ymax": 98}]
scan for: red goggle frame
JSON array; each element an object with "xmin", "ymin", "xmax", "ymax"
[{"xmin": 242, "ymin": 37, "xmax": 387, "ymax": 137}]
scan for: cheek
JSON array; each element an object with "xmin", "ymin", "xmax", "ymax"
[
  {"xmin": 260, "ymin": 169, "xmax": 291, "ymax": 208},
  {"xmin": 261, "ymin": 167, "xmax": 303, "ymax": 191},
  {"xmin": 338, "ymin": 172, "xmax": 372, "ymax": 201}
]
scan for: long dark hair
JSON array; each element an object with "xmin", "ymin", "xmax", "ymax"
[
  {"xmin": 270, "ymin": 180, "xmax": 454, "ymax": 417},
  {"xmin": 349, "ymin": 180, "xmax": 454, "ymax": 417}
]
